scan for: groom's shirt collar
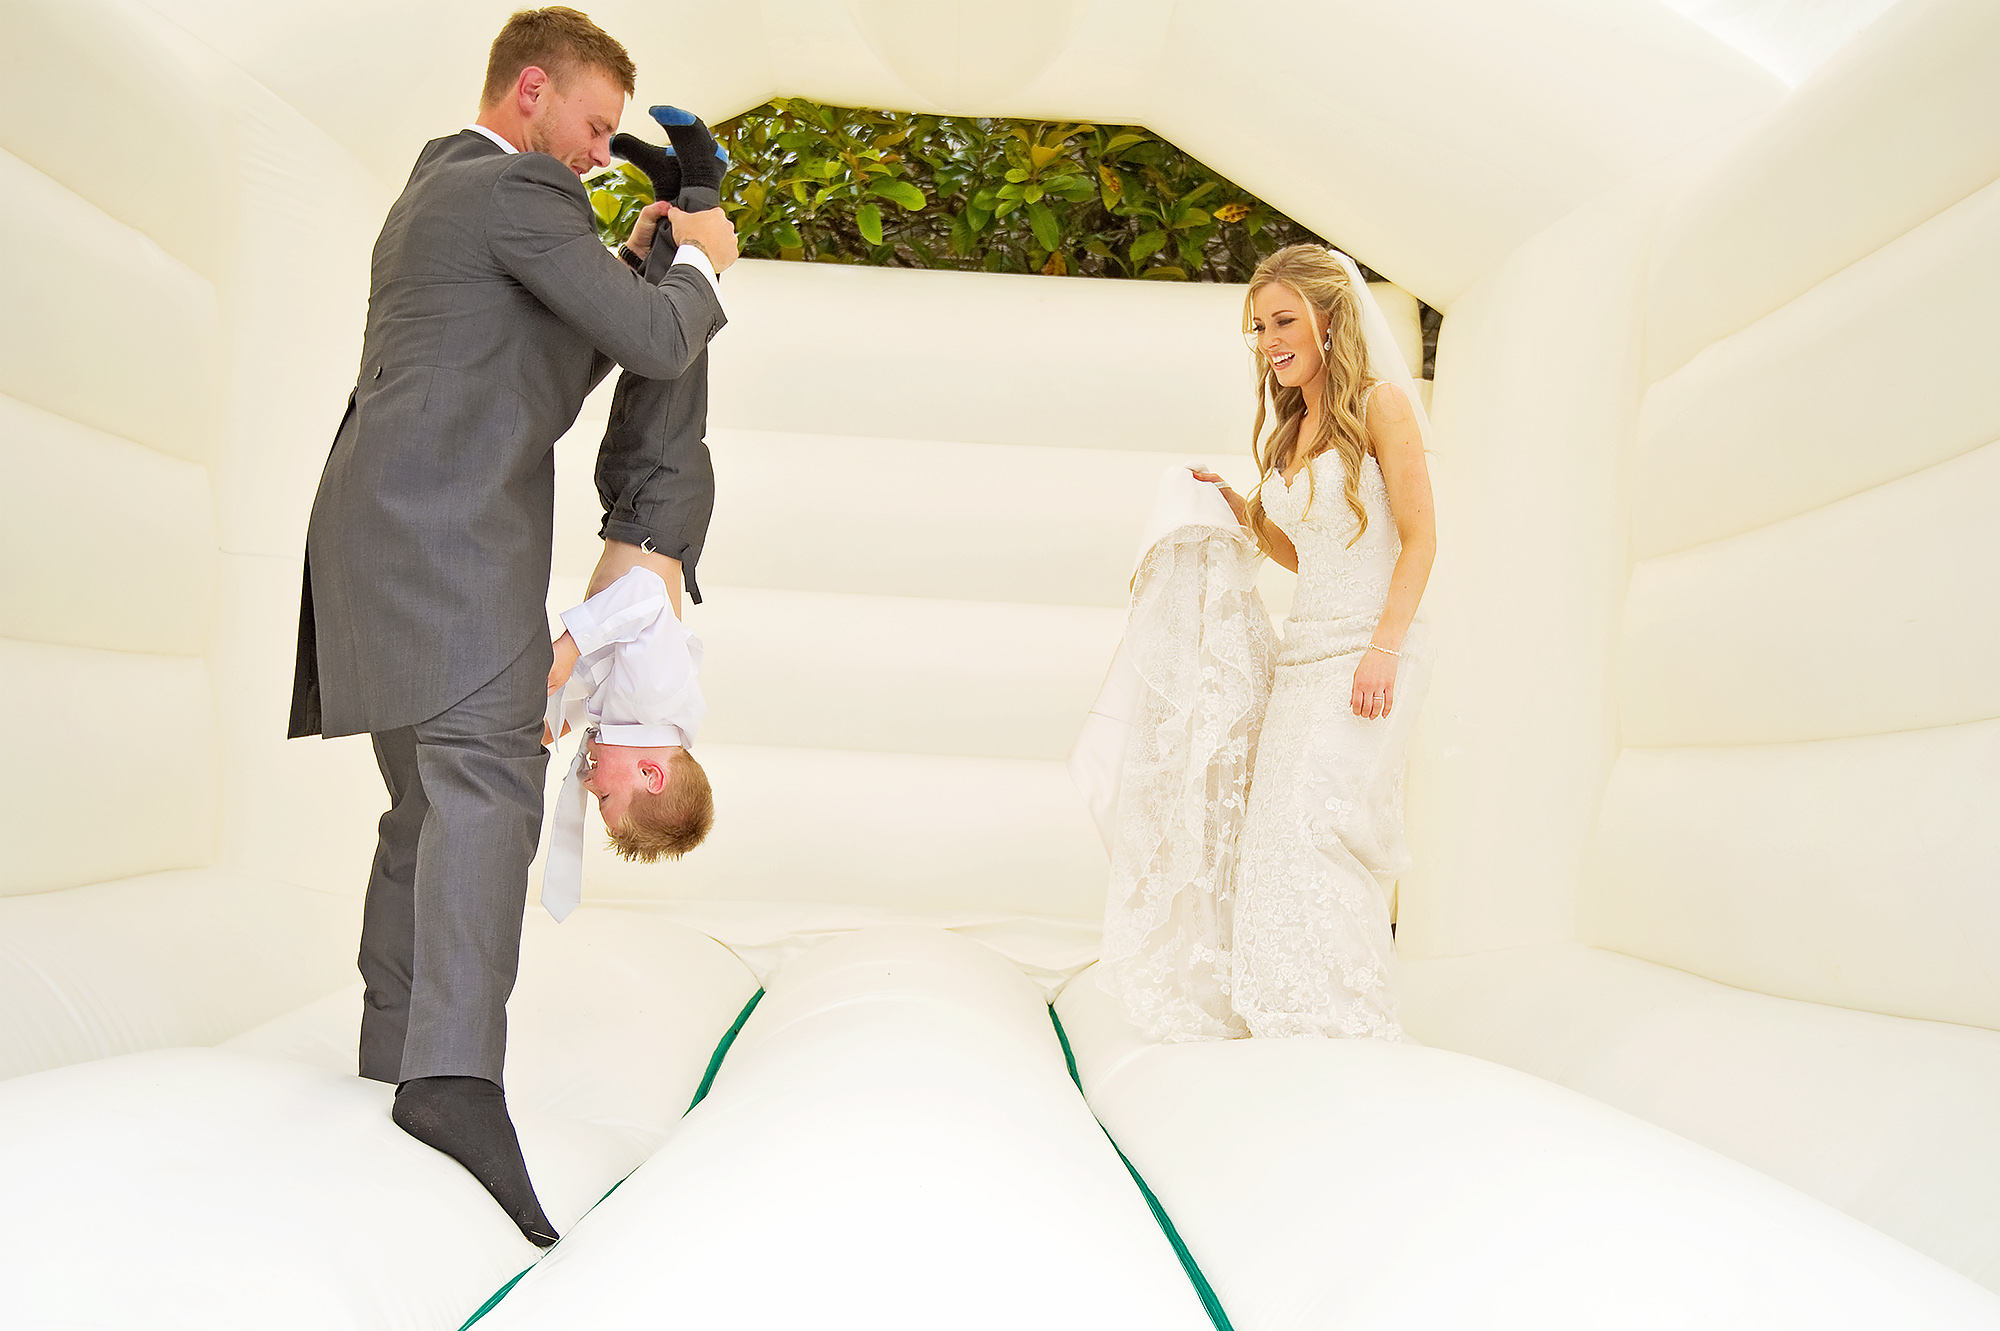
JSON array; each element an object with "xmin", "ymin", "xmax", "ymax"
[{"xmin": 463, "ymin": 123, "xmax": 519, "ymax": 154}]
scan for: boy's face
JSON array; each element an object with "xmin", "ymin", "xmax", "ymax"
[{"xmin": 580, "ymin": 735, "xmax": 677, "ymax": 829}]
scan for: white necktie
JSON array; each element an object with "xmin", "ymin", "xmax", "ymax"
[{"xmin": 540, "ymin": 724, "xmax": 593, "ymax": 922}]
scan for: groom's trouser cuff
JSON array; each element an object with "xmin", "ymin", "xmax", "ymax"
[{"xmin": 596, "ymin": 350, "xmax": 714, "ymax": 604}]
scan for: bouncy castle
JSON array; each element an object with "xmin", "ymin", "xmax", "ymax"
[{"xmin": 1, "ymin": 1, "xmax": 1996, "ymax": 1325}]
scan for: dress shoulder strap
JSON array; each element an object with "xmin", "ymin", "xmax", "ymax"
[{"xmin": 1360, "ymin": 378, "xmax": 1384, "ymax": 429}]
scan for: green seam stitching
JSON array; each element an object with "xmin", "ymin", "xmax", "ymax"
[
  {"xmin": 456, "ymin": 1266, "xmax": 531, "ymax": 1331},
  {"xmin": 689, "ymin": 988, "xmax": 765, "ymax": 1112},
  {"xmin": 1049, "ymin": 1004, "xmax": 1237, "ymax": 1331},
  {"xmin": 457, "ymin": 986, "xmax": 766, "ymax": 1328}
]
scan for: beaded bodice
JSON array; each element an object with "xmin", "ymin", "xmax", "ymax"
[{"xmin": 1262, "ymin": 446, "xmax": 1399, "ymax": 627}]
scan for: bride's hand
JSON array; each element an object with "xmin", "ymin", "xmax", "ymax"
[
  {"xmin": 1351, "ymin": 649, "xmax": 1397, "ymax": 719},
  {"xmin": 1190, "ymin": 467, "xmax": 1248, "ymax": 526}
]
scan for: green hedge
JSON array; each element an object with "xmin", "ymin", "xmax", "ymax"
[
  {"xmin": 588, "ymin": 98, "xmax": 1439, "ymax": 371},
  {"xmin": 590, "ymin": 99, "xmax": 1368, "ymax": 283}
]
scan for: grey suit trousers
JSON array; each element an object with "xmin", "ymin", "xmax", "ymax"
[
  {"xmin": 358, "ymin": 633, "xmax": 550, "ymax": 1085},
  {"xmin": 594, "ymin": 237, "xmax": 718, "ymax": 604}
]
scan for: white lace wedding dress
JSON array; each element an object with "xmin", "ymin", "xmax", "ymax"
[
  {"xmin": 1097, "ymin": 385, "xmax": 1431, "ymax": 1042},
  {"xmin": 1230, "ymin": 407, "xmax": 1432, "ymax": 1040}
]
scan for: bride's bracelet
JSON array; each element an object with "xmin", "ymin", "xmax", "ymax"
[{"xmin": 1368, "ymin": 642, "xmax": 1401, "ymax": 657}]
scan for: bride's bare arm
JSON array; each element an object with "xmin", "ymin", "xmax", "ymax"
[
  {"xmin": 1352, "ymin": 383, "xmax": 1435, "ymax": 717},
  {"xmin": 1191, "ymin": 468, "xmax": 1298, "ymax": 571},
  {"xmin": 1263, "ymin": 523, "xmax": 1299, "ymax": 573}
]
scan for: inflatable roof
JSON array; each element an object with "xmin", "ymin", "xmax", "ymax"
[{"xmin": 1, "ymin": 1, "xmax": 1996, "ymax": 1326}]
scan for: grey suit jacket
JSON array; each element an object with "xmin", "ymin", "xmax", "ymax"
[{"xmin": 290, "ymin": 130, "xmax": 725, "ymax": 739}]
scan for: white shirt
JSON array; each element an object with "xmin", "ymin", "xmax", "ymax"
[
  {"xmin": 462, "ymin": 123, "xmax": 722, "ymax": 304},
  {"xmin": 554, "ymin": 566, "xmax": 706, "ymax": 748},
  {"xmin": 540, "ymin": 566, "xmax": 705, "ymax": 922},
  {"xmin": 462, "ymin": 122, "xmax": 518, "ymax": 154}
]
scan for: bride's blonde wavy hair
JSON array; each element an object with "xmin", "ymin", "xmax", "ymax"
[{"xmin": 1242, "ymin": 245, "xmax": 1377, "ymax": 554}]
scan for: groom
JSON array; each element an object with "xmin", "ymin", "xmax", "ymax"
[{"xmin": 288, "ymin": 7, "xmax": 736, "ymax": 1245}]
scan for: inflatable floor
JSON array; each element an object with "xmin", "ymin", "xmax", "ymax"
[{"xmin": 2, "ymin": 1, "xmax": 1996, "ymax": 1326}]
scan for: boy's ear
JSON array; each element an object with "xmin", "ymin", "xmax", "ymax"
[{"xmin": 639, "ymin": 758, "xmax": 669, "ymax": 795}]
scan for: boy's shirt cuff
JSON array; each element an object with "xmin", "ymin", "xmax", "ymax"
[{"xmin": 560, "ymin": 566, "xmax": 669, "ymax": 656}]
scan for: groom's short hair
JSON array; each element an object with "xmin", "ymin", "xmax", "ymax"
[{"xmin": 481, "ymin": 7, "xmax": 637, "ymax": 107}]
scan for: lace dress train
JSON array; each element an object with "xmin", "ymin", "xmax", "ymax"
[{"xmin": 1096, "ymin": 520, "xmax": 1277, "ymax": 1041}]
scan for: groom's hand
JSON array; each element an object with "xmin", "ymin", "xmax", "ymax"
[
  {"xmin": 668, "ymin": 202, "xmax": 738, "ymax": 273},
  {"xmin": 548, "ymin": 631, "xmax": 580, "ymax": 697}
]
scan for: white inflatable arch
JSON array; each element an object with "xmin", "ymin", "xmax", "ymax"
[{"xmin": 2, "ymin": 1, "xmax": 1997, "ymax": 1326}]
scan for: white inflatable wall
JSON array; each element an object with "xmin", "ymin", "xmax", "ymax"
[
  {"xmin": 1, "ymin": 0, "xmax": 1996, "ymax": 1324},
  {"xmin": 1396, "ymin": 0, "xmax": 2000, "ymax": 1285}
]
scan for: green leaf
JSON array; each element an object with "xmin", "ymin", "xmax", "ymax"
[
  {"xmin": 1141, "ymin": 265, "xmax": 1188, "ymax": 281},
  {"xmin": 1027, "ymin": 142, "xmax": 1069, "ymax": 172},
  {"xmin": 1028, "ymin": 201, "xmax": 1061, "ymax": 251},
  {"xmin": 590, "ymin": 191, "xmax": 620, "ymax": 225},
  {"xmin": 1129, "ymin": 229, "xmax": 1167, "ymax": 263},
  {"xmin": 871, "ymin": 178, "xmax": 927, "ymax": 211},
  {"xmin": 700, "ymin": 92, "xmax": 1348, "ymax": 284},
  {"xmin": 856, "ymin": 202, "xmax": 884, "ymax": 247},
  {"xmin": 621, "ymin": 162, "xmax": 656, "ymax": 196}
]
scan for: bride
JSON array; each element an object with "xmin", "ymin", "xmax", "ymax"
[{"xmin": 1095, "ymin": 244, "xmax": 1437, "ymax": 1042}]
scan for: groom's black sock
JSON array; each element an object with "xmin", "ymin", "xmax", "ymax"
[
  {"xmin": 610, "ymin": 132, "xmax": 682, "ymax": 204},
  {"xmin": 648, "ymin": 105, "xmax": 726, "ymax": 212},
  {"xmin": 392, "ymin": 1075, "xmax": 558, "ymax": 1248}
]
